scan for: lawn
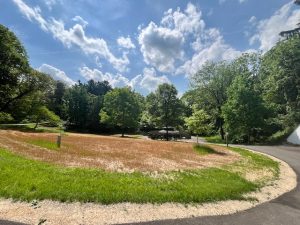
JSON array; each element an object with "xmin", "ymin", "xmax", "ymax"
[
  {"xmin": 0, "ymin": 130, "xmax": 279, "ymax": 204},
  {"xmin": 205, "ymin": 135, "xmax": 226, "ymax": 144},
  {"xmin": 0, "ymin": 148, "xmax": 257, "ymax": 204}
]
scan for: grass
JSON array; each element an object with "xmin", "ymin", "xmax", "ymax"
[
  {"xmin": 205, "ymin": 135, "xmax": 225, "ymax": 144},
  {"xmin": 0, "ymin": 148, "xmax": 258, "ymax": 204},
  {"xmin": 193, "ymin": 144, "xmax": 218, "ymax": 155},
  {"xmin": 0, "ymin": 123, "xmax": 62, "ymax": 133},
  {"xmin": 26, "ymin": 139, "xmax": 59, "ymax": 151},
  {"xmin": 223, "ymin": 147, "xmax": 280, "ymax": 186}
]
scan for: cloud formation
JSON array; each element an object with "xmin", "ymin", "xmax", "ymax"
[
  {"xmin": 117, "ymin": 36, "xmax": 135, "ymax": 49},
  {"xmin": 38, "ymin": 64, "xmax": 75, "ymax": 86},
  {"xmin": 13, "ymin": 0, "xmax": 129, "ymax": 72},
  {"xmin": 250, "ymin": 2, "xmax": 300, "ymax": 52}
]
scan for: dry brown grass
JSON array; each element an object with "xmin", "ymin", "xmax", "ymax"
[{"xmin": 0, "ymin": 130, "xmax": 240, "ymax": 172}]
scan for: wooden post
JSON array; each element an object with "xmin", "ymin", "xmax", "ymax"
[
  {"xmin": 225, "ymin": 132, "xmax": 229, "ymax": 147},
  {"xmin": 197, "ymin": 135, "xmax": 199, "ymax": 144},
  {"xmin": 57, "ymin": 134, "xmax": 61, "ymax": 148}
]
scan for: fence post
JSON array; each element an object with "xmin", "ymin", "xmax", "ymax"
[{"xmin": 57, "ymin": 134, "xmax": 61, "ymax": 148}]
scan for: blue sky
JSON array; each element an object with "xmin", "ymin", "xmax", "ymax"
[{"xmin": 1, "ymin": 0, "xmax": 299, "ymax": 95}]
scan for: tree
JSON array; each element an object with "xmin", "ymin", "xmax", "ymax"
[
  {"xmin": 100, "ymin": 87, "xmax": 142, "ymax": 137},
  {"xmin": 0, "ymin": 25, "xmax": 53, "ymax": 112},
  {"xmin": 260, "ymin": 37, "xmax": 300, "ymax": 137},
  {"xmin": 222, "ymin": 75, "xmax": 267, "ymax": 143},
  {"xmin": 190, "ymin": 61, "xmax": 236, "ymax": 140},
  {"xmin": 48, "ymin": 81, "xmax": 67, "ymax": 120},
  {"xmin": 65, "ymin": 82, "xmax": 90, "ymax": 128},
  {"xmin": 147, "ymin": 83, "xmax": 183, "ymax": 140},
  {"xmin": 185, "ymin": 106, "xmax": 213, "ymax": 137},
  {"xmin": 31, "ymin": 106, "xmax": 60, "ymax": 129}
]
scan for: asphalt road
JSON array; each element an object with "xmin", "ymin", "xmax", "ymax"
[{"xmin": 1, "ymin": 145, "xmax": 299, "ymax": 225}]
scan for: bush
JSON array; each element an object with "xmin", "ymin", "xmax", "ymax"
[{"xmin": 0, "ymin": 112, "xmax": 13, "ymax": 123}]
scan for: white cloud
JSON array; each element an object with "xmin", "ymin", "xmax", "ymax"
[
  {"xmin": 79, "ymin": 66, "xmax": 170, "ymax": 93},
  {"xmin": 161, "ymin": 3, "xmax": 205, "ymax": 36},
  {"xmin": 219, "ymin": 0, "xmax": 247, "ymax": 4},
  {"xmin": 250, "ymin": 2, "xmax": 300, "ymax": 52},
  {"xmin": 72, "ymin": 16, "xmax": 88, "ymax": 28},
  {"xmin": 138, "ymin": 22, "xmax": 184, "ymax": 73},
  {"xmin": 117, "ymin": 36, "xmax": 135, "ymax": 49},
  {"xmin": 44, "ymin": 0, "xmax": 58, "ymax": 10},
  {"xmin": 138, "ymin": 3, "xmax": 206, "ymax": 73},
  {"xmin": 177, "ymin": 28, "xmax": 242, "ymax": 77},
  {"xmin": 248, "ymin": 16, "xmax": 257, "ymax": 25},
  {"xmin": 79, "ymin": 66, "xmax": 130, "ymax": 87},
  {"xmin": 138, "ymin": 2, "xmax": 244, "ymax": 76},
  {"xmin": 137, "ymin": 68, "xmax": 170, "ymax": 92},
  {"xmin": 38, "ymin": 64, "xmax": 75, "ymax": 86},
  {"xmin": 13, "ymin": 0, "xmax": 129, "ymax": 72}
]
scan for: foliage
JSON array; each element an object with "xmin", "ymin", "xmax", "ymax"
[
  {"xmin": 0, "ymin": 112, "xmax": 13, "ymax": 123},
  {"xmin": 222, "ymin": 75, "xmax": 267, "ymax": 143},
  {"xmin": 185, "ymin": 106, "xmax": 213, "ymax": 135},
  {"xmin": 260, "ymin": 37, "xmax": 300, "ymax": 136},
  {"xmin": 100, "ymin": 87, "xmax": 142, "ymax": 136},
  {"xmin": 31, "ymin": 106, "xmax": 61, "ymax": 129},
  {"xmin": 190, "ymin": 61, "xmax": 237, "ymax": 139},
  {"xmin": 144, "ymin": 83, "xmax": 183, "ymax": 139}
]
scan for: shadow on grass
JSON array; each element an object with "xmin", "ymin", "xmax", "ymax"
[{"xmin": 194, "ymin": 144, "xmax": 226, "ymax": 156}]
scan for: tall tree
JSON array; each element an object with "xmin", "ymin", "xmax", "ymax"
[
  {"xmin": 65, "ymin": 82, "xmax": 90, "ymax": 128},
  {"xmin": 100, "ymin": 87, "xmax": 142, "ymax": 137},
  {"xmin": 0, "ymin": 25, "xmax": 54, "ymax": 113},
  {"xmin": 260, "ymin": 37, "xmax": 300, "ymax": 136},
  {"xmin": 222, "ymin": 75, "xmax": 267, "ymax": 143},
  {"xmin": 147, "ymin": 83, "xmax": 183, "ymax": 140},
  {"xmin": 190, "ymin": 61, "xmax": 236, "ymax": 140}
]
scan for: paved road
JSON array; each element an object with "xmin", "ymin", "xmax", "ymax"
[{"xmin": 1, "ymin": 145, "xmax": 299, "ymax": 225}]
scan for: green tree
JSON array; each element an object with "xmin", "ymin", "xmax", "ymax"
[
  {"xmin": 147, "ymin": 83, "xmax": 183, "ymax": 140},
  {"xmin": 31, "ymin": 106, "xmax": 60, "ymax": 129},
  {"xmin": 190, "ymin": 61, "xmax": 236, "ymax": 140},
  {"xmin": 100, "ymin": 87, "xmax": 142, "ymax": 137},
  {"xmin": 0, "ymin": 25, "xmax": 53, "ymax": 113},
  {"xmin": 65, "ymin": 82, "xmax": 90, "ymax": 128},
  {"xmin": 48, "ymin": 81, "xmax": 67, "ymax": 120},
  {"xmin": 222, "ymin": 75, "xmax": 267, "ymax": 143},
  {"xmin": 185, "ymin": 106, "xmax": 213, "ymax": 136},
  {"xmin": 260, "ymin": 37, "xmax": 300, "ymax": 137}
]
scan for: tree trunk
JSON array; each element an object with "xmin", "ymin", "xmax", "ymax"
[
  {"xmin": 220, "ymin": 124, "xmax": 225, "ymax": 140},
  {"xmin": 34, "ymin": 121, "xmax": 39, "ymax": 130}
]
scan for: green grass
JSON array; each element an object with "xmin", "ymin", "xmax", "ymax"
[
  {"xmin": 193, "ymin": 144, "xmax": 218, "ymax": 155},
  {"xmin": 0, "ymin": 123, "xmax": 62, "ymax": 133},
  {"xmin": 26, "ymin": 139, "xmax": 59, "ymax": 151},
  {"xmin": 205, "ymin": 135, "xmax": 225, "ymax": 144},
  {"xmin": 223, "ymin": 147, "xmax": 280, "ymax": 186},
  {"xmin": 0, "ymin": 148, "xmax": 258, "ymax": 204}
]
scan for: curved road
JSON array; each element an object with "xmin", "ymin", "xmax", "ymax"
[{"xmin": 1, "ymin": 145, "xmax": 299, "ymax": 225}]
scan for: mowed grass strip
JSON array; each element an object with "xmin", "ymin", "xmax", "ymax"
[
  {"xmin": 0, "ymin": 148, "xmax": 257, "ymax": 204},
  {"xmin": 26, "ymin": 139, "xmax": 59, "ymax": 151}
]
